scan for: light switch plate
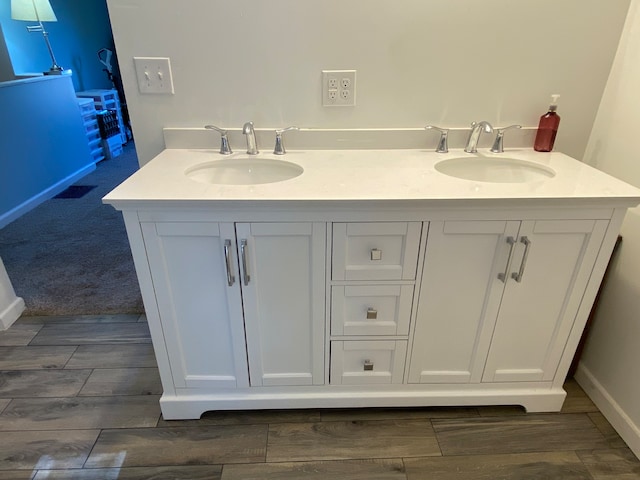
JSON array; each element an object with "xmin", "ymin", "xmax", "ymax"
[{"xmin": 133, "ymin": 57, "xmax": 174, "ymax": 94}]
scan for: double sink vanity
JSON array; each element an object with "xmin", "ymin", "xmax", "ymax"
[{"xmin": 104, "ymin": 129, "xmax": 640, "ymax": 419}]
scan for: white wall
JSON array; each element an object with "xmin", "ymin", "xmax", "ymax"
[
  {"xmin": 578, "ymin": 0, "xmax": 640, "ymax": 459},
  {"xmin": 105, "ymin": 0, "xmax": 630, "ymax": 165}
]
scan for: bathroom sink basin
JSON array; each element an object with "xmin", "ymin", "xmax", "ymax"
[
  {"xmin": 435, "ymin": 156, "xmax": 556, "ymax": 183},
  {"xmin": 185, "ymin": 158, "xmax": 304, "ymax": 185}
]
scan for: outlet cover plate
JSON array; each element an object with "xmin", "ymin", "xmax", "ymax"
[
  {"xmin": 322, "ymin": 70, "xmax": 356, "ymax": 107},
  {"xmin": 134, "ymin": 57, "xmax": 175, "ymax": 94}
]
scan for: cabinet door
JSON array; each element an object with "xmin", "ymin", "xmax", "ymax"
[
  {"xmin": 237, "ymin": 222, "xmax": 326, "ymax": 386},
  {"xmin": 483, "ymin": 219, "xmax": 608, "ymax": 382},
  {"xmin": 141, "ymin": 222, "xmax": 249, "ymax": 389},
  {"xmin": 408, "ymin": 220, "xmax": 519, "ymax": 384}
]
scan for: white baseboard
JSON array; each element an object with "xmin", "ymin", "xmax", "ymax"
[
  {"xmin": 575, "ymin": 363, "xmax": 640, "ymax": 459},
  {"xmin": 0, "ymin": 163, "xmax": 96, "ymax": 229},
  {"xmin": 0, "ymin": 296, "xmax": 25, "ymax": 330}
]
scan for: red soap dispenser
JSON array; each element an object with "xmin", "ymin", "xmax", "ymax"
[{"xmin": 534, "ymin": 94, "xmax": 561, "ymax": 152}]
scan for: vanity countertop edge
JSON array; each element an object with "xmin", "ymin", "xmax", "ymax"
[{"xmin": 103, "ymin": 148, "xmax": 640, "ymax": 210}]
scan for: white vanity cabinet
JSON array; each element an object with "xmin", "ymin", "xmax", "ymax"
[
  {"xmin": 124, "ymin": 208, "xmax": 622, "ymax": 419},
  {"xmin": 140, "ymin": 221, "xmax": 326, "ymax": 391},
  {"xmin": 105, "ymin": 147, "xmax": 640, "ymax": 419},
  {"xmin": 408, "ymin": 218, "xmax": 608, "ymax": 385}
]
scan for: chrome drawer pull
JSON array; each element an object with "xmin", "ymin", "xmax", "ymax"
[
  {"xmin": 223, "ymin": 240, "xmax": 235, "ymax": 286},
  {"xmin": 512, "ymin": 236, "xmax": 531, "ymax": 283},
  {"xmin": 366, "ymin": 308, "xmax": 378, "ymax": 320},
  {"xmin": 498, "ymin": 236, "xmax": 516, "ymax": 283},
  {"xmin": 370, "ymin": 248, "xmax": 382, "ymax": 261},
  {"xmin": 240, "ymin": 239, "xmax": 250, "ymax": 285},
  {"xmin": 363, "ymin": 360, "xmax": 374, "ymax": 371}
]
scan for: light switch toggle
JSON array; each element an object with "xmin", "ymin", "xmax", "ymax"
[{"xmin": 370, "ymin": 248, "xmax": 382, "ymax": 261}]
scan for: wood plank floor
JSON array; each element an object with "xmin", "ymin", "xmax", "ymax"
[{"xmin": 0, "ymin": 314, "xmax": 638, "ymax": 479}]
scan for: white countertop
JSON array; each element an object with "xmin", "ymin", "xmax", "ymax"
[{"xmin": 103, "ymin": 148, "xmax": 640, "ymax": 210}]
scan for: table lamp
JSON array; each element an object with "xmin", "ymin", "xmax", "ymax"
[{"xmin": 11, "ymin": 0, "xmax": 63, "ymax": 75}]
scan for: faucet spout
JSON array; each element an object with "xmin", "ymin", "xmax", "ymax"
[
  {"xmin": 242, "ymin": 121, "xmax": 259, "ymax": 155},
  {"xmin": 464, "ymin": 121, "xmax": 493, "ymax": 153}
]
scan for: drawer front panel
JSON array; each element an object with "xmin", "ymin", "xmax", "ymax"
[
  {"xmin": 332, "ymin": 222, "xmax": 422, "ymax": 281},
  {"xmin": 330, "ymin": 340, "xmax": 407, "ymax": 385},
  {"xmin": 331, "ymin": 285, "xmax": 414, "ymax": 336}
]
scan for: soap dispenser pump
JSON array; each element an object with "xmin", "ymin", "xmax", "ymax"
[{"xmin": 534, "ymin": 94, "xmax": 561, "ymax": 152}]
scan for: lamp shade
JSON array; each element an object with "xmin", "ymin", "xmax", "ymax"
[{"xmin": 11, "ymin": 0, "xmax": 57, "ymax": 22}]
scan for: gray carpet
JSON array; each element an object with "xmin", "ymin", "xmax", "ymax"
[{"xmin": 0, "ymin": 143, "xmax": 144, "ymax": 315}]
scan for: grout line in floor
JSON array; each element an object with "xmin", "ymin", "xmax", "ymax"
[
  {"xmin": 429, "ymin": 418, "xmax": 445, "ymax": 457},
  {"xmin": 0, "ymin": 398, "xmax": 12, "ymax": 415},
  {"xmin": 81, "ymin": 428, "xmax": 105, "ymax": 470},
  {"xmin": 75, "ymin": 367, "xmax": 95, "ymax": 397}
]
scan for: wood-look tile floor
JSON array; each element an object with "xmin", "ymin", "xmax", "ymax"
[{"xmin": 0, "ymin": 315, "xmax": 638, "ymax": 479}]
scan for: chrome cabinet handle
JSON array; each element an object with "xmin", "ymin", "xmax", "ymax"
[
  {"xmin": 512, "ymin": 236, "xmax": 531, "ymax": 283},
  {"xmin": 240, "ymin": 239, "xmax": 250, "ymax": 286},
  {"xmin": 366, "ymin": 308, "xmax": 378, "ymax": 319},
  {"xmin": 224, "ymin": 240, "xmax": 235, "ymax": 286},
  {"xmin": 363, "ymin": 360, "xmax": 374, "ymax": 371},
  {"xmin": 497, "ymin": 236, "xmax": 516, "ymax": 283}
]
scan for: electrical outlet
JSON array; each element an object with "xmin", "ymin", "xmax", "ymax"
[
  {"xmin": 322, "ymin": 70, "xmax": 356, "ymax": 106},
  {"xmin": 133, "ymin": 57, "xmax": 175, "ymax": 94}
]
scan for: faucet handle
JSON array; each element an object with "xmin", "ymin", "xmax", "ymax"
[
  {"xmin": 204, "ymin": 125, "xmax": 233, "ymax": 155},
  {"xmin": 425, "ymin": 125, "xmax": 449, "ymax": 153},
  {"xmin": 490, "ymin": 124, "xmax": 522, "ymax": 153},
  {"xmin": 274, "ymin": 126, "xmax": 299, "ymax": 155}
]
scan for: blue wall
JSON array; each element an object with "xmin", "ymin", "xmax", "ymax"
[
  {"xmin": 0, "ymin": 0, "xmax": 114, "ymax": 91},
  {"xmin": 0, "ymin": 75, "xmax": 95, "ymax": 227}
]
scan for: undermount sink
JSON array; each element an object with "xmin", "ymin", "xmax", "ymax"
[
  {"xmin": 186, "ymin": 157, "xmax": 304, "ymax": 185},
  {"xmin": 435, "ymin": 156, "xmax": 556, "ymax": 183}
]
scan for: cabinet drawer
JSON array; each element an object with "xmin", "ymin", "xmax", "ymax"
[
  {"xmin": 330, "ymin": 340, "xmax": 407, "ymax": 385},
  {"xmin": 332, "ymin": 222, "xmax": 422, "ymax": 281},
  {"xmin": 331, "ymin": 285, "xmax": 414, "ymax": 336}
]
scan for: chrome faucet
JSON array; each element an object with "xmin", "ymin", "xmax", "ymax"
[
  {"xmin": 242, "ymin": 121, "xmax": 259, "ymax": 155},
  {"xmin": 464, "ymin": 121, "xmax": 493, "ymax": 153}
]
